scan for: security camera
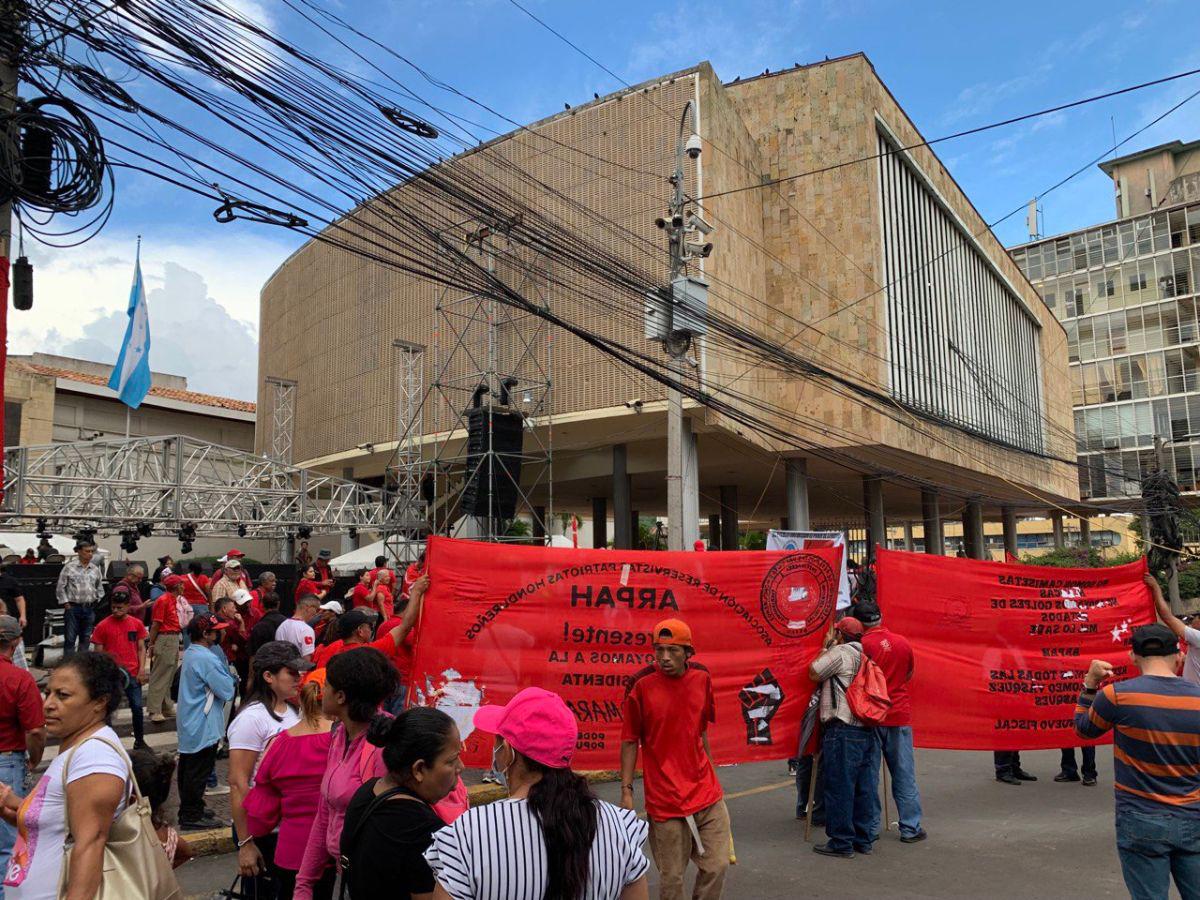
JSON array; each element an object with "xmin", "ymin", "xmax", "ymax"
[
  {"xmin": 625, "ymin": 398, "xmax": 645, "ymax": 412},
  {"xmin": 684, "ymin": 133, "xmax": 702, "ymax": 159},
  {"xmin": 684, "ymin": 241, "xmax": 713, "ymax": 259},
  {"xmin": 655, "ymin": 217, "xmax": 668, "ymax": 229},
  {"xmin": 686, "ymin": 213, "xmax": 714, "ymax": 235},
  {"xmin": 671, "ymin": 214, "xmax": 684, "ymax": 229}
]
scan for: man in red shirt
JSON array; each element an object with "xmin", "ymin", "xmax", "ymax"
[
  {"xmin": 147, "ymin": 574, "xmax": 185, "ymax": 722},
  {"xmin": 91, "ymin": 593, "xmax": 150, "ymax": 749},
  {"xmin": 858, "ymin": 601, "xmax": 926, "ymax": 843},
  {"xmin": 620, "ymin": 618, "xmax": 729, "ymax": 900},
  {"xmin": 0, "ymin": 613, "xmax": 45, "ymax": 878},
  {"xmin": 312, "ymin": 577, "xmax": 426, "ymax": 671}
]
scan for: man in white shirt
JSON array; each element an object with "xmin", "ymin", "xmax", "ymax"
[{"xmin": 274, "ymin": 594, "xmax": 320, "ymax": 658}]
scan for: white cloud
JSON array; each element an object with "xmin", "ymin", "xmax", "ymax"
[{"xmin": 9, "ymin": 230, "xmax": 294, "ymax": 401}]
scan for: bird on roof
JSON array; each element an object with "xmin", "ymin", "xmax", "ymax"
[
  {"xmin": 764, "ymin": 68, "xmax": 770, "ymax": 75},
  {"xmin": 732, "ymin": 76, "xmax": 740, "ymax": 82},
  {"xmin": 593, "ymin": 92, "xmax": 599, "ymax": 99},
  {"xmin": 564, "ymin": 102, "xmax": 571, "ymax": 110}
]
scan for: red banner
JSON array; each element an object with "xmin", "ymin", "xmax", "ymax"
[
  {"xmin": 875, "ymin": 548, "xmax": 1154, "ymax": 751},
  {"xmin": 410, "ymin": 537, "xmax": 842, "ymax": 768}
]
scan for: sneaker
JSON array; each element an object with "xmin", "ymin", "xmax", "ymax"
[
  {"xmin": 149, "ymin": 714, "xmax": 166, "ymax": 724},
  {"xmin": 1053, "ymin": 772, "xmax": 1080, "ymax": 783},
  {"xmin": 131, "ymin": 739, "xmax": 151, "ymax": 752},
  {"xmin": 812, "ymin": 843, "xmax": 854, "ymax": 859},
  {"xmin": 900, "ymin": 829, "xmax": 928, "ymax": 844},
  {"xmin": 1082, "ymin": 776, "xmax": 1098, "ymax": 787},
  {"xmin": 205, "ymin": 784, "xmax": 231, "ymax": 796}
]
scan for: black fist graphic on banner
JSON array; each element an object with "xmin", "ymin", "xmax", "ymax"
[{"xmin": 739, "ymin": 668, "xmax": 784, "ymax": 745}]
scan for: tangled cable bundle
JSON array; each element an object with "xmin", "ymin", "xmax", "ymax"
[{"xmin": 1142, "ymin": 469, "xmax": 1184, "ymax": 573}]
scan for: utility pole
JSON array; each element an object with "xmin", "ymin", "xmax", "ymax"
[
  {"xmin": 1, "ymin": 2, "xmax": 22, "ymax": 269},
  {"xmin": 655, "ymin": 100, "xmax": 710, "ymax": 551},
  {"xmin": 1154, "ymin": 434, "xmax": 1183, "ymax": 614}
]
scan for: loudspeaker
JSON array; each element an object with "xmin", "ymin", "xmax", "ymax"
[{"xmin": 460, "ymin": 407, "xmax": 524, "ymax": 519}]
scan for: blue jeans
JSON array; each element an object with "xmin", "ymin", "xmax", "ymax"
[
  {"xmin": 0, "ymin": 752, "xmax": 28, "ymax": 900},
  {"xmin": 872, "ymin": 725, "xmax": 923, "ymax": 838},
  {"xmin": 821, "ymin": 722, "xmax": 880, "ymax": 853},
  {"xmin": 1060, "ymin": 746, "xmax": 1097, "ymax": 779},
  {"xmin": 124, "ymin": 677, "xmax": 145, "ymax": 743},
  {"xmin": 1116, "ymin": 807, "xmax": 1200, "ymax": 900},
  {"xmin": 63, "ymin": 604, "xmax": 96, "ymax": 656}
]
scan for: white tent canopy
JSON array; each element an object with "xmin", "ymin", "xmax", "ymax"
[
  {"xmin": 0, "ymin": 531, "xmax": 78, "ymax": 558},
  {"xmin": 329, "ymin": 539, "xmax": 388, "ymax": 575}
]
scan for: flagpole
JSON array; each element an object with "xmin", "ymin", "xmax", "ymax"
[{"xmin": 125, "ymin": 406, "xmax": 130, "ymax": 439}]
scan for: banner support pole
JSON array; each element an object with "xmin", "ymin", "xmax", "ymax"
[{"xmin": 804, "ymin": 752, "xmax": 821, "ymax": 842}]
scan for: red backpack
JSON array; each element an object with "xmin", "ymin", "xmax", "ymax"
[{"xmin": 845, "ymin": 648, "xmax": 892, "ymax": 725}]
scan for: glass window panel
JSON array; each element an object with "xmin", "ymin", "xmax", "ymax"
[
  {"xmin": 1124, "ymin": 452, "xmax": 1142, "ymax": 490},
  {"xmin": 1074, "ymin": 409, "xmax": 1086, "ymax": 452},
  {"xmin": 1102, "ymin": 407, "xmax": 1120, "ymax": 447},
  {"xmin": 1085, "ymin": 408, "xmax": 1103, "ymax": 450},
  {"xmin": 1189, "ymin": 396, "xmax": 1200, "ymax": 437},
  {"xmin": 1119, "ymin": 222, "xmax": 1136, "ymax": 257},
  {"xmin": 1137, "ymin": 402, "xmax": 1154, "ymax": 445},
  {"xmin": 1110, "ymin": 312, "xmax": 1127, "ymax": 353},
  {"xmin": 1185, "ymin": 345, "xmax": 1200, "ymax": 392},
  {"xmin": 1174, "ymin": 249, "xmax": 1192, "ymax": 296},
  {"xmin": 1130, "ymin": 354, "xmax": 1149, "ymax": 400},
  {"xmin": 1103, "ymin": 226, "xmax": 1119, "ymax": 263},
  {"xmin": 1071, "ymin": 365, "xmax": 1085, "ymax": 406},
  {"xmin": 1126, "ymin": 308, "xmax": 1145, "ymax": 352},
  {"xmin": 1161, "ymin": 301, "xmax": 1181, "ymax": 346},
  {"xmin": 1078, "ymin": 318, "xmax": 1095, "ymax": 358},
  {"xmin": 1066, "ymin": 320, "xmax": 1079, "ymax": 362},
  {"xmin": 1177, "ymin": 445, "xmax": 1196, "ymax": 492},
  {"xmin": 1117, "ymin": 402, "xmax": 1137, "ymax": 447},
  {"xmin": 1178, "ymin": 297, "xmax": 1198, "ymax": 344},
  {"xmin": 1188, "ymin": 206, "xmax": 1200, "ymax": 245},
  {"xmin": 1171, "ymin": 396, "xmax": 1190, "ymax": 440},
  {"xmin": 1083, "ymin": 362, "xmax": 1100, "ymax": 404},
  {"xmin": 1115, "ymin": 358, "xmax": 1132, "ymax": 401},
  {"xmin": 1167, "ymin": 348, "xmax": 1186, "ymax": 394},
  {"xmin": 1154, "ymin": 398, "xmax": 1171, "ymax": 437},
  {"xmin": 1072, "ymin": 234, "xmax": 1088, "ymax": 270},
  {"xmin": 1148, "ymin": 352, "xmax": 1167, "ymax": 395},
  {"xmin": 1154, "ymin": 213, "xmax": 1171, "ymax": 252},
  {"xmin": 1097, "ymin": 360, "xmax": 1117, "ymax": 402},
  {"xmin": 1144, "ymin": 307, "xmax": 1164, "ymax": 350}
]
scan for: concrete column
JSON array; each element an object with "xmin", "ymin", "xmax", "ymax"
[
  {"xmin": 1002, "ymin": 506, "xmax": 1018, "ymax": 558},
  {"xmin": 708, "ymin": 513, "xmax": 721, "ymax": 551},
  {"xmin": 630, "ymin": 509, "xmax": 640, "ymax": 549},
  {"xmin": 533, "ymin": 505, "xmax": 546, "ymax": 542},
  {"xmin": 903, "ymin": 521, "xmax": 915, "ymax": 552},
  {"xmin": 681, "ymin": 423, "xmax": 700, "ymax": 549},
  {"xmin": 719, "ymin": 485, "xmax": 739, "ymax": 551},
  {"xmin": 592, "ymin": 497, "xmax": 607, "ymax": 549},
  {"xmin": 921, "ymin": 488, "xmax": 943, "ymax": 555},
  {"xmin": 963, "ymin": 500, "xmax": 985, "ymax": 560},
  {"xmin": 1051, "ymin": 511, "xmax": 1065, "ymax": 550},
  {"xmin": 785, "ymin": 458, "xmax": 810, "ymax": 532},
  {"xmin": 863, "ymin": 475, "xmax": 885, "ymax": 562},
  {"xmin": 1079, "ymin": 515, "xmax": 1092, "ymax": 550},
  {"xmin": 613, "ymin": 445, "xmax": 632, "ymax": 550}
]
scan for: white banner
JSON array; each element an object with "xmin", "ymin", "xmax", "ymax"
[{"xmin": 766, "ymin": 530, "xmax": 852, "ymax": 610}]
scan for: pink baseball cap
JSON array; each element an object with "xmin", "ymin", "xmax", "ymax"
[{"xmin": 473, "ymin": 687, "xmax": 578, "ymax": 769}]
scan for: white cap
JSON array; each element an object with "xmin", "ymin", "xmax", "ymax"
[
  {"xmin": 225, "ymin": 558, "xmax": 242, "ymax": 569},
  {"xmin": 217, "ymin": 554, "xmax": 228, "ymax": 563},
  {"xmin": 319, "ymin": 600, "xmax": 344, "ymax": 614},
  {"xmin": 232, "ymin": 589, "xmax": 252, "ymax": 606}
]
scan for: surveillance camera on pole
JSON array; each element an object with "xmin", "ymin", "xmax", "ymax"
[
  {"xmin": 684, "ymin": 133, "xmax": 702, "ymax": 159},
  {"xmin": 685, "ymin": 212, "xmax": 714, "ymax": 235}
]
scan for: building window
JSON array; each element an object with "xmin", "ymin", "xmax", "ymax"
[
  {"xmin": 1129, "ymin": 272, "xmax": 1147, "ymax": 292},
  {"xmin": 877, "ymin": 128, "xmax": 1044, "ymax": 453},
  {"xmin": 3, "ymin": 402, "xmax": 20, "ymax": 447}
]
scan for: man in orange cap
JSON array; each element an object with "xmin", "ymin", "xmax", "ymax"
[{"xmin": 620, "ymin": 618, "xmax": 730, "ymax": 899}]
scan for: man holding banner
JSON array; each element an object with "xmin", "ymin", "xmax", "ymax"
[{"xmin": 620, "ymin": 618, "xmax": 730, "ymax": 900}]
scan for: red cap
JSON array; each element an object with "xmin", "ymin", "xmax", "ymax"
[
  {"xmin": 693, "ymin": 539, "xmax": 706, "ymax": 552},
  {"xmin": 226, "ymin": 549, "xmax": 246, "ymax": 558},
  {"xmin": 163, "ymin": 574, "xmax": 185, "ymax": 590},
  {"xmin": 190, "ymin": 614, "xmax": 230, "ymax": 633},
  {"xmin": 836, "ymin": 616, "xmax": 864, "ymax": 638},
  {"xmin": 652, "ymin": 618, "xmax": 693, "ymax": 648},
  {"xmin": 473, "ymin": 687, "xmax": 578, "ymax": 769}
]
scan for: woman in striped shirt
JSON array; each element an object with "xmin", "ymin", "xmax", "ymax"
[{"xmin": 425, "ymin": 687, "xmax": 649, "ymax": 900}]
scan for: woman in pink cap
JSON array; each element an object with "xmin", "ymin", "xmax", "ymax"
[{"xmin": 425, "ymin": 687, "xmax": 650, "ymax": 900}]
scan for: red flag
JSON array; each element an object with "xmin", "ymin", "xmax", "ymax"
[
  {"xmin": 411, "ymin": 537, "xmax": 841, "ymax": 768},
  {"xmin": 1004, "ymin": 550, "xmax": 1019, "ymax": 564},
  {"xmin": 876, "ymin": 548, "xmax": 1152, "ymax": 750}
]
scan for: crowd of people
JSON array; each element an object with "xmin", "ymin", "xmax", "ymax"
[{"xmin": 2, "ymin": 540, "xmax": 1200, "ymax": 899}]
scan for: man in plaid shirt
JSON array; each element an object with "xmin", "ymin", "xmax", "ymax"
[{"xmin": 55, "ymin": 541, "xmax": 105, "ymax": 656}]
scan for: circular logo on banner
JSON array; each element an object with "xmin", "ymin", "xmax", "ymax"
[{"xmin": 759, "ymin": 554, "xmax": 837, "ymax": 639}]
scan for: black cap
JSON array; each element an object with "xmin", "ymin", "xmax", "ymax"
[
  {"xmin": 253, "ymin": 640, "xmax": 315, "ymax": 672},
  {"xmin": 1131, "ymin": 623, "xmax": 1180, "ymax": 657},
  {"xmin": 338, "ymin": 608, "xmax": 375, "ymax": 639},
  {"xmin": 855, "ymin": 602, "xmax": 881, "ymax": 626}
]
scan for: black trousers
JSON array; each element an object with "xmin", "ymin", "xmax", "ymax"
[
  {"xmin": 1060, "ymin": 746, "xmax": 1097, "ymax": 778},
  {"xmin": 178, "ymin": 741, "xmax": 218, "ymax": 823},
  {"xmin": 993, "ymin": 750, "xmax": 1023, "ymax": 777}
]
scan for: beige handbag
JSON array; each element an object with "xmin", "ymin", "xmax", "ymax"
[{"xmin": 57, "ymin": 734, "xmax": 183, "ymax": 900}]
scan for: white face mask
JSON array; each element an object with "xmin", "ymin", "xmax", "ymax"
[{"xmin": 491, "ymin": 741, "xmax": 511, "ymax": 792}]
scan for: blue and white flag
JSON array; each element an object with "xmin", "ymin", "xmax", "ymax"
[{"xmin": 107, "ymin": 246, "xmax": 152, "ymax": 409}]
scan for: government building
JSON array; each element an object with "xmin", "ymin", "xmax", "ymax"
[{"xmin": 257, "ymin": 53, "xmax": 1079, "ymax": 556}]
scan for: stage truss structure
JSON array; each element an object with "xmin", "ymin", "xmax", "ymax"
[
  {"xmin": 2, "ymin": 434, "xmax": 389, "ymax": 537},
  {"xmin": 385, "ymin": 214, "xmax": 554, "ymax": 562}
]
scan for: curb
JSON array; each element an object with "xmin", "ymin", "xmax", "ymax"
[{"xmin": 185, "ymin": 770, "xmax": 625, "ymax": 857}]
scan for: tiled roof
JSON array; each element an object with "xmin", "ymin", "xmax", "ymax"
[{"xmin": 10, "ymin": 360, "xmax": 256, "ymax": 413}]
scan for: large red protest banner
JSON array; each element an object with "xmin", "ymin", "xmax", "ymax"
[
  {"xmin": 875, "ymin": 548, "xmax": 1154, "ymax": 751},
  {"xmin": 410, "ymin": 536, "xmax": 842, "ymax": 768}
]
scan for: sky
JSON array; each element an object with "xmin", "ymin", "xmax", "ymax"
[{"xmin": 12, "ymin": 0, "xmax": 1200, "ymax": 401}]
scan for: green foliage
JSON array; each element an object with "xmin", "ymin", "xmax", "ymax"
[
  {"xmin": 739, "ymin": 530, "xmax": 766, "ymax": 550},
  {"xmin": 1019, "ymin": 547, "xmax": 1142, "ymax": 569},
  {"xmin": 636, "ymin": 516, "xmax": 659, "ymax": 550},
  {"xmin": 505, "ymin": 518, "xmax": 531, "ymax": 538}
]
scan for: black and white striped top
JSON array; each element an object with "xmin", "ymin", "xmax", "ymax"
[{"xmin": 425, "ymin": 797, "xmax": 650, "ymax": 900}]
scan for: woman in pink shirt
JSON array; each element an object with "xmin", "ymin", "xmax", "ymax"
[
  {"xmin": 294, "ymin": 647, "xmax": 469, "ymax": 900},
  {"xmin": 244, "ymin": 677, "xmax": 333, "ymax": 900}
]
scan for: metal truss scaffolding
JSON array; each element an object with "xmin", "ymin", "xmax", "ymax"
[
  {"xmin": 265, "ymin": 377, "xmax": 297, "ymax": 464},
  {"xmin": 389, "ymin": 215, "xmax": 553, "ymax": 556},
  {"xmin": 2, "ymin": 435, "xmax": 388, "ymax": 537}
]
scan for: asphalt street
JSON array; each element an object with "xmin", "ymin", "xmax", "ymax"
[{"xmin": 177, "ymin": 746, "xmax": 1164, "ymax": 900}]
